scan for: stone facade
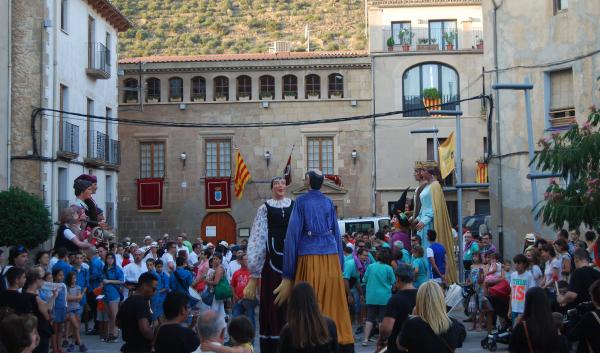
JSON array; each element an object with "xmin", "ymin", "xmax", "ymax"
[
  {"xmin": 7, "ymin": 0, "xmax": 130, "ymax": 231},
  {"xmin": 117, "ymin": 54, "xmax": 373, "ymax": 242},
  {"xmin": 0, "ymin": 1, "xmax": 11, "ymax": 190},
  {"xmin": 483, "ymin": 0, "xmax": 600, "ymax": 258},
  {"xmin": 369, "ymin": 1, "xmax": 488, "ymax": 223}
]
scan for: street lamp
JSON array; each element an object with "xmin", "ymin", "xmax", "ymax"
[
  {"xmin": 180, "ymin": 152, "xmax": 187, "ymax": 168},
  {"xmin": 351, "ymin": 149, "xmax": 358, "ymax": 165},
  {"xmin": 264, "ymin": 151, "xmax": 271, "ymax": 167}
]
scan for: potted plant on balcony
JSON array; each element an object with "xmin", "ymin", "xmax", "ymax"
[
  {"xmin": 238, "ymin": 92, "xmax": 251, "ymax": 101},
  {"xmin": 417, "ymin": 38, "xmax": 438, "ymax": 51},
  {"xmin": 283, "ymin": 91, "xmax": 297, "ymax": 100},
  {"xmin": 147, "ymin": 96, "xmax": 159, "ymax": 103},
  {"xmin": 422, "ymin": 88, "xmax": 442, "ymax": 116},
  {"xmin": 398, "ymin": 28, "xmax": 414, "ymax": 51},
  {"xmin": 329, "ymin": 90, "xmax": 343, "ymax": 99},
  {"xmin": 475, "ymin": 35, "xmax": 484, "ymax": 49},
  {"xmin": 214, "ymin": 93, "xmax": 227, "ymax": 102},
  {"xmin": 192, "ymin": 94, "xmax": 206, "ymax": 102},
  {"xmin": 307, "ymin": 91, "xmax": 320, "ymax": 99},
  {"xmin": 170, "ymin": 96, "xmax": 182, "ymax": 103},
  {"xmin": 387, "ymin": 36, "xmax": 395, "ymax": 51},
  {"xmin": 444, "ymin": 31, "xmax": 457, "ymax": 50},
  {"xmin": 260, "ymin": 91, "xmax": 274, "ymax": 100}
]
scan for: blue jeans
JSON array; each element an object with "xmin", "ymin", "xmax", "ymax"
[{"xmin": 232, "ymin": 299, "xmax": 257, "ymax": 330}]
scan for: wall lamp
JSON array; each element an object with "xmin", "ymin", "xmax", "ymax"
[
  {"xmin": 351, "ymin": 149, "xmax": 358, "ymax": 165},
  {"xmin": 180, "ymin": 152, "xmax": 187, "ymax": 168},
  {"xmin": 264, "ymin": 151, "xmax": 271, "ymax": 167}
]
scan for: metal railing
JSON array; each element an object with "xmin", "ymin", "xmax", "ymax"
[
  {"xmin": 88, "ymin": 130, "xmax": 108, "ymax": 160},
  {"xmin": 59, "ymin": 121, "xmax": 79, "ymax": 155},
  {"xmin": 403, "ymin": 94, "xmax": 460, "ymax": 117},
  {"xmin": 107, "ymin": 139, "xmax": 120, "ymax": 165},
  {"xmin": 87, "ymin": 42, "xmax": 111, "ymax": 78},
  {"xmin": 382, "ymin": 27, "xmax": 483, "ymax": 52}
]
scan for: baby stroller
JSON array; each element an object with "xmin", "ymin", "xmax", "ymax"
[{"xmin": 480, "ymin": 281, "xmax": 511, "ymax": 352}]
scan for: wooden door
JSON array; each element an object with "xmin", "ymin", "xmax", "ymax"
[{"xmin": 201, "ymin": 212, "xmax": 237, "ymax": 245}]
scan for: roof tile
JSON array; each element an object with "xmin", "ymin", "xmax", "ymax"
[{"xmin": 118, "ymin": 51, "xmax": 369, "ymax": 64}]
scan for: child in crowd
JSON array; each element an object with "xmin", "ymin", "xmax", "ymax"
[
  {"xmin": 65, "ymin": 272, "xmax": 86, "ymax": 352},
  {"xmin": 508, "ymin": 254, "xmax": 536, "ymax": 326},
  {"xmin": 93, "ymin": 285, "xmax": 108, "ymax": 340},
  {"xmin": 411, "ymin": 245, "xmax": 429, "ymax": 288},
  {"xmin": 467, "ymin": 253, "xmax": 484, "ymax": 331},
  {"xmin": 482, "ymin": 252, "xmax": 502, "ymax": 296},
  {"xmin": 52, "ymin": 269, "xmax": 68, "ymax": 353},
  {"xmin": 151, "ymin": 259, "xmax": 169, "ymax": 323},
  {"xmin": 200, "ymin": 315, "xmax": 255, "ymax": 353}
]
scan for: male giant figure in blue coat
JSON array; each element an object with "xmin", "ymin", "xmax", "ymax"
[{"xmin": 274, "ymin": 170, "xmax": 354, "ymax": 352}]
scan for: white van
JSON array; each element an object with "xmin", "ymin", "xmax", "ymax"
[{"xmin": 337, "ymin": 216, "xmax": 391, "ymax": 235}]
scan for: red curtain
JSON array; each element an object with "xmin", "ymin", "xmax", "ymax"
[{"xmin": 137, "ymin": 178, "xmax": 163, "ymax": 210}]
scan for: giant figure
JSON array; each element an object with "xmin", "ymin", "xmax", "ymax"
[
  {"xmin": 274, "ymin": 170, "xmax": 354, "ymax": 353},
  {"xmin": 414, "ymin": 162, "xmax": 458, "ymax": 283},
  {"xmin": 244, "ymin": 177, "xmax": 294, "ymax": 353}
]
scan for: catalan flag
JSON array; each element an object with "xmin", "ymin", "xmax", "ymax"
[{"xmin": 234, "ymin": 150, "xmax": 251, "ymax": 199}]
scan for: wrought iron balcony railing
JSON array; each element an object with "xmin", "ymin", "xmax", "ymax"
[
  {"xmin": 59, "ymin": 121, "xmax": 79, "ymax": 156},
  {"xmin": 403, "ymin": 94, "xmax": 460, "ymax": 117}
]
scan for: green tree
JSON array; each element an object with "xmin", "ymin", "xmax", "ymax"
[
  {"xmin": 533, "ymin": 107, "xmax": 600, "ymax": 230},
  {"xmin": 0, "ymin": 187, "xmax": 52, "ymax": 248}
]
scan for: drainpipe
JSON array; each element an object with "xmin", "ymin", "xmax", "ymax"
[
  {"xmin": 6, "ymin": 0, "xmax": 12, "ymax": 187},
  {"xmin": 50, "ymin": 0, "xmax": 59, "ymax": 223},
  {"xmin": 492, "ymin": 0, "xmax": 504, "ymax": 255},
  {"xmin": 371, "ymin": 54, "xmax": 377, "ymax": 216}
]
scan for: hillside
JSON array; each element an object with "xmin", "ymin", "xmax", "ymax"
[{"xmin": 112, "ymin": 0, "xmax": 367, "ymax": 58}]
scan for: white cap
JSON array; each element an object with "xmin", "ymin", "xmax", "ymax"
[
  {"xmin": 150, "ymin": 241, "xmax": 158, "ymax": 248},
  {"xmin": 219, "ymin": 240, "xmax": 229, "ymax": 247},
  {"xmin": 144, "ymin": 235, "xmax": 152, "ymax": 241},
  {"xmin": 525, "ymin": 233, "xmax": 536, "ymax": 242}
]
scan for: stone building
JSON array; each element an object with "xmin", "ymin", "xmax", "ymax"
[
  {"xmin": 368, "ymin": 0, "xmax": 489, "ymax": 225},
  {"xmin": 117, "ymin": 51, "xmax": 373, "ymax": 243},
  {"xmin": 5, "ymin": 0, "xmax": 130, "ymax": 228},
  {"xmin": 483, "ymin": 0, "xmax": 600, "ymax": 258}
]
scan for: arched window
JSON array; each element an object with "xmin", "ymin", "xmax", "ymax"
[
  {"xmin": 402, "ymin": 63, "xmax": 459, "ymax": 117},
  {"xmin": 169, "ymin": 77, "xmax": 183, "ymax": 102},
  {"xmin": 259, "ymin": 75, "xmax": 275, "ymax": 100},
  {"xmin": 191, "ymin": 76, "xmax": 206, "ymax": 101},
  {"xmin": 282, "ymin": 75, "xmax": 297, "ymax": 99},
  {"xmin": 236, "ymin": 75, "xmax": 252, "ymax": 100},
  {"xmin": 328, "ymin": 73, "xmax": 343, "ymax": 98},
  {"xmin": 123, "ymin": 78, "xmax": 138, "ymax": 103},
  {"xmin": 305, "ymin": 74, "xmax": 320, "ymax": 99},
  {"xmin": 146, "ymin": 77, "xmax": 160, "ymax": 102},
  {"xmin": 214, "ymin": 76, "xmax": 229, "ymax": 101}
]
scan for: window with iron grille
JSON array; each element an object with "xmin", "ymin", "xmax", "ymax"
[
  {"xmin": 214, "ymin": 76, "xmax": 229, "ymax": 100},
  {"xmin": 205, "ymin": 139, "xmax": 232, "ymax": 177},
  {"xmin": 237, "ymin": 75, "xmax": 252, "ymax": 100},
  {"xmin": 140, "ymin": 142, "xmax": 165, "ymax": 178},
  {"xmin": 146, "ymin": 78, "xmax": 161, "ymax": 102},
  {"xmin": 259, "ymin": 75, "xmax": 275, "ymax": 99},
  {"xmin": 282, "ymin": 75, "xmax": 298, "ymax": 98},
  {"xmin": 123, "ymin": 78, "xmax": 138, "ymax": 103},
  {"xmin": 328, "ymin": 73, "xmax": 344, "ymax": 98},
  {"xmin": 307, "ymin": 137, "xmax": 334, "ymax": 175},
  {"xmin": 191, "ymin": 76, "xmax": 206, "ymax": 101},
  {"xmin": 305, "ymin": 74, "xmax": 321, "ymax": 98},
  {"xmin": 169, "ymin": 77, "xmax": 183, "ymax": 102}
]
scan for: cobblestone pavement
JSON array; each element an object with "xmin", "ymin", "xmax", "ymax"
[{"xmin": 77, "ymin": 307, "xmax": 508, "ymax": 353}]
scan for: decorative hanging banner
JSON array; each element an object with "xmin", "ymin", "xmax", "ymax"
[{"xmin": 205, "ymin": 178, "xmax": 231, "ymax": 210}]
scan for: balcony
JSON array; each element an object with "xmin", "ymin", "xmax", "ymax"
[
  {"xmin": 86, "ymin": 42, "xmax": 111, "ymax": 79},
  {"xmin": 381, "ymin": 27, "xmax": 483, "ymax": 53},
  {"xmin": 85, "ymin": 130, "xmax": 121, "ymax": 168},
  {"xmin": 58, "ymin": 121, "xmax": 79, "ymax": 159},
  {"xmin": 403, "ymin": 94, "xmax": 460, "ymax": 117}
]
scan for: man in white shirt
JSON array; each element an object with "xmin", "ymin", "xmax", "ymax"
[
  {"xmin": 161, "ymin": 241, "xmax": 177, "ymax": 274},
  {"xmin": 140, "ymin": 236, "xmax": 153, "ymax": 253},
  {"xmin": 226, "ymin": 249, "xmax": 244, "ymax": 281},
  {"xmin": 188, "ymin": 243, "xmax": 202, "ymax": 267},
  {"xmin": 175, "ymin": 235, "xmax": 189, "ymax": 257},
  {"xmin": 123, "ymin": 249, "xmax": 147, "ymax": 298}
]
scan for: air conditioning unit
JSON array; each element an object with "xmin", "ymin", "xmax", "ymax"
[{"xmin": 270, "ymin": 41, "xmax": 291, "ymax": 53}]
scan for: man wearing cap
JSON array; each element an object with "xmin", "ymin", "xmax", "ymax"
[
  {"xmin": 140, "ymin": 236, "xmax": 153, "ymax": 253},
  {"xmin": 244, "ymin": 176, "xmax": 294, "ymax": 353},
  {"xmin": 272, "ymin": 170, "xmax": 354, "ymax": 353},
  {"xmin": 73, "ymin": 175, "xmax": 107, "ymax": 230}
]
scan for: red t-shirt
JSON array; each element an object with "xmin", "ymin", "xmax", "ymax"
[{"xmin": 231, "ymin": 267, "xmax": 251, "ymax": 299}]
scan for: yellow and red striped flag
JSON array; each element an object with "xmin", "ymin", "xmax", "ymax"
[{"xmin": 234, "ymin": 150, "xmax": 251, "ymax": 199}]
